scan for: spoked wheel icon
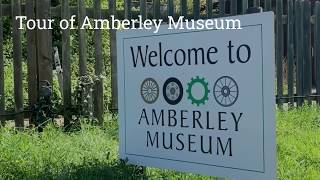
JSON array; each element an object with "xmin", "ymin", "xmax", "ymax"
[
  {"xmin": 213, "ymin": 76, "xmax": 239, "ymax": 107},
  {"xmin": 140, "ymin": 78, "xmax": 159, "ymax": 104}
]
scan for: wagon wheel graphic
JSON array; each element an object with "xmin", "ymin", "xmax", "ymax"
[
  {"xmin": 140, "ymin": 78, "xmax": 159, "ymax": 104},
  {"xmin": 213, "ymin": 76, "xmax": 239, "ymax": 107}
]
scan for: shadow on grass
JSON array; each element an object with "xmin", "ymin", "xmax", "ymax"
[{"xmin": 2, "ymin": 160, "xmax": 149, "ymax": 180}]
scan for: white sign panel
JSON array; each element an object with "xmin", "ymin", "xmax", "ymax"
[{"xmin": 117, "ymin": 12, "xmax": 276, "ymax": 180}]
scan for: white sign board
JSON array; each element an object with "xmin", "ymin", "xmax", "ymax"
[{"xmin": 117, "ymin": 12, "xmax": 276, "ymax": 180}]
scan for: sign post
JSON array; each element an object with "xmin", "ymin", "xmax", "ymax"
[{"xmin": 117, "ymin": 12, "xmax": 276, "ymax": 180}]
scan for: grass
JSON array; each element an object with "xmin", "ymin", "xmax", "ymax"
[
  {"xmin": 277, "ymin": 106, "xmax": 320, "ymax": 180},
  {"xmin": 0, "ymin": 106, "xmax": 319, "ymax": 180}
]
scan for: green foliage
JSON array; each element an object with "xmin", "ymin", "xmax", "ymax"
[
  {"xmin": 2, "ymin": 18, "xmax": 113, "ymax": 111},
  {"xmin": 3, "ymin": 61, "xmax": 28, "ymax": 111},
  {"xmin": 0, "ymin": 118, "xmax": 137, "ymax": 179},
  {"xmin": 68, "ymin": 27, "xmax": 112, "ymax": 109},
  {"xmin": 277, "ymin": 106, "xmax": 320, "ymax": 180},
  {"xmin": 0, "ymin": 108, "xmax": 319, "ymax": 179}
]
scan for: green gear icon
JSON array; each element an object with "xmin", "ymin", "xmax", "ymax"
[{"xmin": 186, "ymin": 76, "xmax": 210, "ymax": 106}]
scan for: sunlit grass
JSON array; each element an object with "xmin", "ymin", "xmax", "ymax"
[{"xmin": 0, "ymin": 107, "xmax": 319, "ymax": 179}]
